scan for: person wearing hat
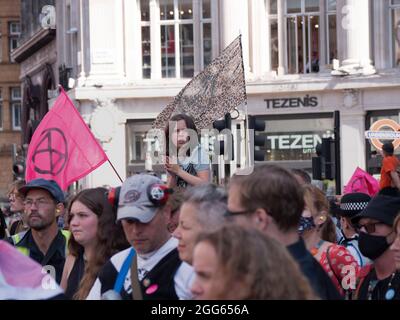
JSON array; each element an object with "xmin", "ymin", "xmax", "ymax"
[
  {"xmin": 352, "ymin": 194, "xmax": 400, "ymax": 300},
  {"xmin": 379, "ymin": 141, "xmax": 400, "ymax": 192},
  {"xmin": 10, "ymin": 178, "xmax": 69, "ymax": 284},
  {"xmin": 336, "ymin": 193, "xmax": 372, "ymax": 267},
  {"xmin": 86, "ymin": 173, "xmax": 194, "ymax": 300}
]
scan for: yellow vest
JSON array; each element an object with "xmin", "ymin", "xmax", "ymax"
[{"xmin": 12, "ymin": 230, "xmax": 71, "ymax": 257}]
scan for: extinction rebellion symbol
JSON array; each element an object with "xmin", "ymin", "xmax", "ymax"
[
  {"xmin": 365, "ymin": 119, "xmax": 400, "ymax": 150},
  {"xmin": 32, "ymin": 128, "xmax": 68, "ymax": 175}
]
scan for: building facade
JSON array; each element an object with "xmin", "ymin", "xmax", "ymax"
[
  {"xmin": 0, "ymin": 0, "xmax": 21, "ymax": 198},
  {"xmin": 53, "ymin": 0, "xmax": 400, "ymax": 190}
]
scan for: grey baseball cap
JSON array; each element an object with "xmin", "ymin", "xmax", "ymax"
[{"xmin": 117, "ymin": 174, "xmax": 164, "ymax": 223}]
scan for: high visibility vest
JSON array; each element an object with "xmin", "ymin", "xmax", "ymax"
[{"xmin": 12, "ymin": 230, "xmax": 71, "ymax": 257}]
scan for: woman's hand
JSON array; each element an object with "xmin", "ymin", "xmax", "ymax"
[{"xmin": 165, "ymin": 156, "xmax": 181, "ymax": 175}]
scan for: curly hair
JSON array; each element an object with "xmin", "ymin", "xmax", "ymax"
[
  {"xmin": 67, "ymin": 188, "xmax": 129, "ymax": 300},
  {"xmin": 196, "ymin": 225, "xmax": 316, "ymax": 300}
]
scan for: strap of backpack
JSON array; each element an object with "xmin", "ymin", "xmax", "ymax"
[{"xmin": 130, "ymin": 254, "xmax": 143, "ymax": 300}]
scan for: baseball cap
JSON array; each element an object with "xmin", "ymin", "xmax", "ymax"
[
  {"xmin": 336, "ymin": 193, "xmax": 371, "ymax": 218},
  {"xmin": 351, "ymin": 194, "xmax": 400, "ymax": 226},
  {"xmin": 19, "ymin": 179, "xmax": 65, "ymax": 203},
  {"xmin": 117, "ymin": 174, "xmax": 164, "ymax": 223}
]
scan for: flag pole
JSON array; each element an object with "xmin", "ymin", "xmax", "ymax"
[
  {"xmin": 238, "ymin": 34, "xmax": 251, "ymax": 169},
  {"xmin": 108, "ymin": 160, "xmax": 124, "ymax": 183}
]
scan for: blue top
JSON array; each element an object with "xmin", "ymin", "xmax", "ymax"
[{"xmin": 174, "ymin": 145, "xmax": 210, "ymax": 188}]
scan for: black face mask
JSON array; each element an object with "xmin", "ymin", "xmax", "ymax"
[{"xmin": 358, "ymin": 232, "xmax": 391, "ymax": 260}]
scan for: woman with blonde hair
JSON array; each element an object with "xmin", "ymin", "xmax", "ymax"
[
  {"xmin": 300, "ymin": 184, "xmax": 360, "ymax": 298},
  {"xmin": 191, "ymin": 225, "xmax": 316, "ymax": 300},
  {"xmin": 60, "ymin": 188, "xmax": 129, "ymax": 299}
]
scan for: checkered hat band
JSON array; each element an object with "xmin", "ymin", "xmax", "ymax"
[{"xmin": 340, "ymin": 202, "xmax": 369, "ymax": 211}]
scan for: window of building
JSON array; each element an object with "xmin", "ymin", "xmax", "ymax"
[
  {"xmin": 0, "ymin": 89, "xmax": 3, "ymax": 130},
  {"xmin": 286, "ymin": 0, "xmax": 320, "ymax": 74},
  {"xmin": 267, "ymin": 0, "xmax": 337, "ymax": 75},
  {"xmin": 139, "ymin": 0, "xmax": 217, "ymax": 79},
  {"xmin": 141, "ymin": 0, "xmax": 151, "ymax": 79},
  {"xmin": 390, "ymin": 0, "xmax": 400, "ymax": 67},
  {"xmin": 10, "ymin": 87, "xmax": 22, "ymax": 130},
  {"xmin": 0, "ymin": 19, "xmax": 2, "ymax": 63},
  {"xmin": 326, "ymin": 0, "xmax": 337, "ymax": 64},
  {"xmin": 9, "ymin": 21, "xmax": 21, "ymax": 62}
]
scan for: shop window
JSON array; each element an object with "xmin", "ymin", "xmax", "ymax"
[
  {"xmin": 260, "ymin": 114, "xmax": 334, "ymax": 162},
  {"xmin": 366, "ymin": 111, "xmax": 400, "ymax": 175}
]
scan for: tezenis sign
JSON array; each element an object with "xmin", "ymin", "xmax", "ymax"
[{"xmin": 264, "ymin": 95, "xmax": 318, "ymax": 109}]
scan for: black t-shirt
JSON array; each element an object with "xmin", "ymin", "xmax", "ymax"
[
  {"xmin": 65, "ymin": 251, "xmax": 85, "ymax": 299},
  {"xmin": 358, "ymin": 269, "xmax": 400, "ymax": 300}
]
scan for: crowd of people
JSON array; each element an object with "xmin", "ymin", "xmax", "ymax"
[{"xmin": 1, "ymin": 114, "xmax": 400, "ymax": 301}]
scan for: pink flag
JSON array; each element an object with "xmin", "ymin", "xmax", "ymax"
[
  {"xmin": 25, "ymin": 88, "xmax": 108, "ymax": 190},
  {"xmin": 0, "ymin": 240, "xmax": 63, "ymax": 299},
  {"xmin": 344, "ymin": 167, "xmax": 379, "ymax": 197}
]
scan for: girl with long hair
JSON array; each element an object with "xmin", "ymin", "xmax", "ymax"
[
  {"xmin": 60, "ymin": 187, "xmax": 129, "ymax": 299},
  {"xmin": 164, "ymin": 113, "xmax": 210, "ymax": 189}
]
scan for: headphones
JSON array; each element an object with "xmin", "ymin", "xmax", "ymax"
[
  {"xmin": 147, "ymin": 183, "xmax": 173, "ymax": 207},
  {"xmin": 107, "ymin": 184, "xmax": 173, "ymax": 210},
  {"xmin": 107, "ymin": 186, "xmax": 121, "ymax": 211}
]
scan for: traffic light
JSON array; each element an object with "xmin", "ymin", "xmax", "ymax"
[
  {"xmin": 248, "ymin": 115, "xmax": 266, "ymax": 162},
  {"xmin": 212, "ymin": 113, "xmax": 233, "ymax": 158},
  {"xmin": 13, "ymin": 161, "xmax": 25, "ymax": 180},
  {"xmin": 312, "ymin": 137, "xmax": 334, "ymax": 180}
]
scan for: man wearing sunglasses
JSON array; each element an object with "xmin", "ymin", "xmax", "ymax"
[
  {"xmin": 351, "ymin": 194, "xmax": 400, "ymax": 300},
  {"xmin": 226, "ymin": 164, "xmax": 342, "ymax": 300}
]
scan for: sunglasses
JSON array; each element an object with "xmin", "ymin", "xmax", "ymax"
[{"xmin": 356, "ymin": 222, "xmax": 384, "ymax": 234}]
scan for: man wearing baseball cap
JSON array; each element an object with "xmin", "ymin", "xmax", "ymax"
[
  {"xmin": 10, "ymin": 178, "xmax": 69, "ymax": 284},
  {"xmin": 87, "ymin": 173, "xmax": 194, "ymax": 300},
  {"xmin": 336, "ymin": 192, "xmax": 372, "ymax": 267},
  {"xmin": 352, "ymin": 194, "xmax": 400, "ymax": 300}
]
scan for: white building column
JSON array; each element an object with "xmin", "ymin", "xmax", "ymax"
[
  {"xmin": 335, "ymin": 0, "xmax": 375, "ymax": 75},
  {"xmin": 340, "ymin": 110, "xmax": 366, "ymax": 191},
  {"xmin": 219, "ymin": 0, "xmax": 251, "ymax": 76},
  {"xmin": 150, "ymin": 0, "xmax": 161, "ymax": 79},
  {"xmin": 373, "ymin": 0, "xmax": 391, "ymax": 70},
  {"xmin": 318, "ymin": 0, "xmax": 328, "ymax": 72},
  {"xmin": 277, "ymin": 0, "xmax": 285, "ymax": 76},
  {"xmin": 249, "ymin": 0, "xmax": 269, "ymax": 79}
]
